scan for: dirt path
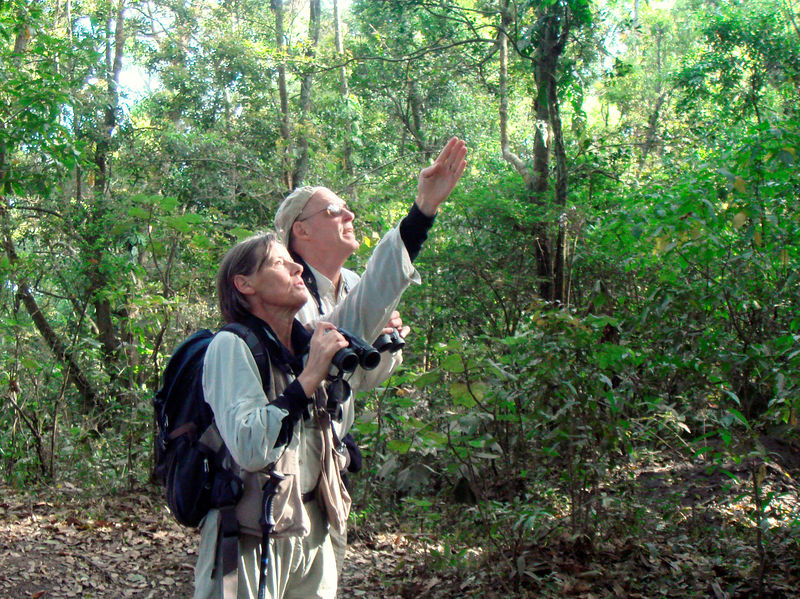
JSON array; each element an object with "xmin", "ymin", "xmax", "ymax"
[
  {"xmin": 3, "ymin": 438, "xmax": 799, "ymax": 599},
  {"xmin": 0, "ymin": 484, "xmax": 414, "ymax": 598}
]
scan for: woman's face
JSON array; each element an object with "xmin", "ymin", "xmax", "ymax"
[{"xmin": 238, "ymin": 241, "xmax": 308, "ymax": 312}]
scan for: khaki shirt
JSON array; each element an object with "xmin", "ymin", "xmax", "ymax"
[
  {"xmin": 295, "ymin": 226, "xmax": 421, "ymax": 437},
  {"xmin": 204, "ymin": 332, "xmax": 322, "ymax": 533}
]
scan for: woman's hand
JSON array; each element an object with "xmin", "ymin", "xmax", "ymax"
[{"xmin": 297, "ymin": 321, "xmax": 348, "ymax": 397}]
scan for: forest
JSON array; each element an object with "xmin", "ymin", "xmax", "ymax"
[{"xmin": 1, "ymin": 0, "xmax": 798, "ymax": 597}]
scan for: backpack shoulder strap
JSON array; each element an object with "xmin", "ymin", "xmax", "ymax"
[
  {"xmin": 220, "ymin": 322, "xmax": 271, "ymax": 394},
  {"xmin": 214, "ymin": 324, "xmax": 274, "ymax": 599}
]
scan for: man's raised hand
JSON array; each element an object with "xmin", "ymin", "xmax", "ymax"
[{"xmin": 416, "ymin": 137, "xmax": 468, "ymax": 217}]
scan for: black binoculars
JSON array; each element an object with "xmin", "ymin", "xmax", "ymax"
[
  {"xmin": 332, "ymin": 328, "xmax": 381, "ymax": 373},
  {"xmin": 373, "ymin": 329, "xmax": 405, "ymax": 353}
]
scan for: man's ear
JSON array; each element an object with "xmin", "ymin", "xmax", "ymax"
[
  {"xmin": 233, "ymin": 274, "xmax": 254, "ymax": 296},
  {"xmin": 292, "ymin": 219, "xmax": 311, "ymax": 241}
]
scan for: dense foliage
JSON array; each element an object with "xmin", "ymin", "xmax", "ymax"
[{"xmin": 2, "ymin": 0, "xmax": 798, "ymax": 595}]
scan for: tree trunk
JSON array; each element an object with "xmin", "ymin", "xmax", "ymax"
[
  {"xmin": 90, "ymin": 0, "xmax": 127, "ymax": 368},
  {"xmin": 547, "ymin": 50, "xmax": 568, "ymax": 305},
  {"xmin": 405, "ymin": 78, "xmax": 432, "ymax": 156},
  {"xmin": 534, "ymin": 5, "xmax": 571, "ymax": 304},
  {"xmin": 499, "ymin": 11, "xmax": 532, "ymax": 187},
  {"xmin": 638, "ymin": 91, "xmax": 666, "ymax": 170},
  {"xmin": 0, "ymin": 210, "xmax": 98, "ymax": 407},
  {"xmin": 292, "ymin": 0, "xmax": 321, "ymax": 187},
  {"xmin": 638, "ymin": 28, "xmax": 665, "ymax": 172},
  {"xmin": 499, "ymin": 0, "xmax": 574, "ymax": 304},
  {"xmin": 272, "ymin": 0, "xmax": 293, "ymax": 190},
  {"xmin": 94, "ymin": 0, "xmax": 125, "ymax": 194},
  {"xmin": 499, "ymin": 1, "xmax": 552, "ymax": 299},
  {"xmin": 334, "ymin": 0, "xmax": 354, "ymax": 192}
]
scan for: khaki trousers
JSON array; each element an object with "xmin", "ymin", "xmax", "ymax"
[
  {"xmin": 329, "ymin": 526, "xmax": 346, "ymax": 576},
  {"xmin": 194, "ymin": 502, "xmax": 337, "ymax": 599}
]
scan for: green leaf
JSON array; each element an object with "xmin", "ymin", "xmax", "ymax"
[
  {"xmin": 449, "ymin": 382, "xmax": 475, "ymax": 407},
  {"xmin": 722, "ymin": 389, "xmax": 741, "ymax": 406},
  {"xmin": 418, "ymin": 430, "xmax": 447, "ymax": 447},
  {"xmin": 597, "ymin": 344, "xmax": 627, "ymax": 369},
  {"xmin": 354, "ymin": 421, "xmax": 378, "ymax": 436},
  {"xmin": 192, "ymin": 234, "xmax": 213, "ymax": 249},
  {"xmin": 470, "ymin": 382, "xmax": 488, "ymax": 401},
  {"xmin": 21, "ymin": 357, "xmax": 40, "ymax": 370},
  {"xmin": 166, "ymin": 215, "xmax": 192, "ymax": 234},
  {"xmin": 231, "ymin": 227, "xmax": 255, "ymax": 240},
  {"xmin": 413, "ymin": 370, "xmax": 441, "ymax": 388},
  {"xmin": 128, "ymin": 206, "xmax": 149, "ymax": 219},
  {"xmin": 388, "ymin": 396, "xmax": 416, "ymax": 409},
  {"xmin": 182, "ymin": 213, "xmax": 205, "ymax": 224},
  {"xmin": 728, "ymin": 408, "xmax": 750, "ymax": 428},
  {"xmin": 496, "ymin": 413, "xmax": 519, "ymax": 422},
  {"xmin": 159, "ymin": 196, "xmax": 179, "ymax": 211},
  {"xmin": 441, "ymin": 353, "xmax": 464, "ymax": 373},
  {"xmin": 693, "ymin": 446, "xmax": 712, "ymax": 459},
  {"xmin": 387, "ymin": 439, "xmax": 412, "ymax": 453}
]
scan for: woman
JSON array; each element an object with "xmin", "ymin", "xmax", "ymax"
[{"xmin": 194, "ymin": 232, "xmax": 351, "ymax": 599}]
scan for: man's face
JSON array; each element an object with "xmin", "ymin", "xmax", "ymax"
[{"xmin": 296, "ymin": 188, "xmax": 359, "ymax": 259}]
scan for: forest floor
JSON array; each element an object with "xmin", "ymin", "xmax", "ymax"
[{"xmin": 1, "ymin": 437, "xmax": 799, "ymax": 599}]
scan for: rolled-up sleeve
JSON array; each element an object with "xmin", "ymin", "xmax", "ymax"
[{"xmin": 202, "ymin": 331, "xmax": 303, "ymax": 471}]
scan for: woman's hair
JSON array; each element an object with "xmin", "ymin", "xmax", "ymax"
[{"xmin": 216, "ymin": 232, "xmax": 277, "ymax": 323}]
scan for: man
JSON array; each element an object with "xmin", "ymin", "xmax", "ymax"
[
  {"xmin": 276, "ymin": 183, "xmax": 408, "ymax": 392},
  {"xmin": 272, "ymin": 136, "xmax": 467, "ymax": 571}
]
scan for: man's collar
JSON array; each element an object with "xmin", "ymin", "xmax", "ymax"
[
  {"xmin": 290, "ymin": 250, "xmax": 344, "ymax": 314},
  {"xmin": 305, "ymin": 261, "xmax": 337, "ymax": 298}
]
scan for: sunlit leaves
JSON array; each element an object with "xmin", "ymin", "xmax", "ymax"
[
  {"xmin": 675, "ymin": 0, "xmax": 800, "ymax": 131},
  {"xmin": 127, "ymin": 206, "xmax": 149, "ymax": 219}
]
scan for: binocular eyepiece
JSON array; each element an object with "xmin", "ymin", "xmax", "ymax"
[
  {"xmin": 373, "ymin": 329, "xmax": 405, "ymax": 353},
  {"xmin": 332, "ymin": 328, "xmax": 382, "ymax": 373}
]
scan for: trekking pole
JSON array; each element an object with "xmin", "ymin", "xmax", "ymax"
[{"xmin": 257, "ymin": 469, "xmax": 285, "ymax": 599}]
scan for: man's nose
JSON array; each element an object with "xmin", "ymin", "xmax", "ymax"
[{"xmin": 342, "ymin": 206, "xmax": 355, "ymax": 221}]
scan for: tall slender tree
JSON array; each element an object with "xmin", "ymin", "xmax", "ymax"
[{"xmin": 498, "ymin": 0, "xmax": 592, "ymax": 304}]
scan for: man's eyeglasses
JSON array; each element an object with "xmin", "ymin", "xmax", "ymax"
[{"xmin": 296, "ymin": 203, "xmax": 350, "ymax": 221}]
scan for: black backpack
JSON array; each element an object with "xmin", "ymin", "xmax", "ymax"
[{"xmin": 153, "ymin": 322, "xmax": 270, "ymax": 528}]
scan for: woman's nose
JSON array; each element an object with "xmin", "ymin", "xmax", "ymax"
[{"xmin": 290, "ymin": 260, "xmax": 303, "ymax": 275}]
